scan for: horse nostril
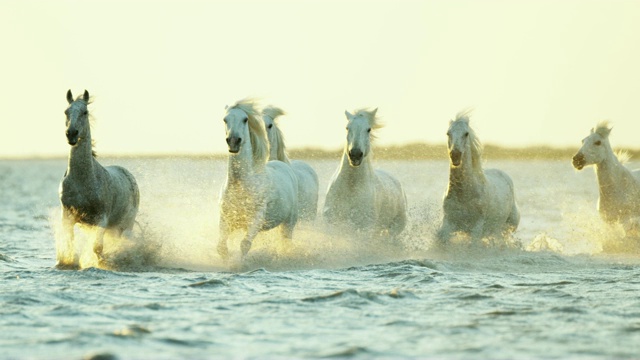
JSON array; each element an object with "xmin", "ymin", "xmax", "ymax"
[{"xmin": 226, "ymin": 137, "xmax": 241, "ymax": 146}]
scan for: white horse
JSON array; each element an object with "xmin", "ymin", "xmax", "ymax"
[
  {"xmin": 218, "ymin": 99, "xmax": 299, "ymax": 259},
  {"xmin": 438, "ymin": 111, "xmax": 519, "ymax": 243},
  {"xmin": 262, "ymin": 106, "xmax": 319, "ymax": 221},
  {"xmin": 323, "ymin": 108, "xmax": 407, "ymax": 237},
  {"xmin": 572, "ymin": 121, "xmax": 640, "ymax": 232},
  {"xmin": 58, "ymin": 90, "xmax": 140, "ymax": 268}
]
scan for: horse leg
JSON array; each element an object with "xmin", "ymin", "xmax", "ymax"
[
  {"xmin": 93, "ymin": 216, "xmax": 108, "ymax": 263},
  {"xmin": 505, "ymin": 204, "xmax": 520, "ymax": 233},
  {"xmin": 57, "ymin": 210, "xmax": 78, "ymax": 269},
  {"xmin": 470, "ymin": 218, "xmax": 486, "ymax": 241},
  {"xmin": 217, "ymin": 218, "xmax": 230, "ymax": 260},
  {"xmin": 240, "ymin": 209, "xmax": 267, "ymax": 258},
  {"xmin": 436, "ymin": 218, "xmax": 452, "ymax": 245}
]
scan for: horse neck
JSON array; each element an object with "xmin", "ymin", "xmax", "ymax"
[
  {"xmin": 595, "ymin": 151, "xmax": 629, "ymax": 197},
  {"xmin": 227, "ymin": 141, "xmax": 260, "ymax": 182},
  {"xmin": 66, "ymin": 132, "xmax": 98, "ymax": 183},
  {"xmin": 448, "ymin": 148, "xmax": 485, "ymax": 194},
  {"xmin": 269, "ymin": 137, "xmax": 290, "ymax": 163}
]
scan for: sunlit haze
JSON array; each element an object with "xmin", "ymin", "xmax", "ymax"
[{"xmin": 2, "ymin": 0, "xmax": 640, "ymax": 157}]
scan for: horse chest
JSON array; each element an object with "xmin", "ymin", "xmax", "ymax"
[
  {"xmin": 599, "ymin": 189, "xmax": 640, "ymax": 221},
  {"xmin": 221, "ymin": 185, "xmax": 263, "ymax": 225},
  {"xmin": 60, "ymin": 180, "xmax": 105, "ymax": 225}
]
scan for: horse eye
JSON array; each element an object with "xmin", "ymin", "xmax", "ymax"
[
  {"xmin": 595, "ymin": 140, "xmax": 601, "ymax": 146},
  {"xmin": 464, "ymin": 132, "xmax": 469, "ymax": 137},
  {"xmin": 243, "ymin": 118, "xmax": 248, "ymax": 124},
  {"xmin": 83, "ymin": 110, "xmax": 88, "ymax": 116},
  {"xmin": 268, "ymin": 124, "xmax": 273, "ymax": 129},
  {"xmin": 367, "ymin": 128, "xmax": 371, "ymax": 133}
]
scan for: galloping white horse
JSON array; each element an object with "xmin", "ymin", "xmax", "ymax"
[
  {"xmin": 323, "ymin": 108, "xmax": 407, "ymax": 237},
  {"xmin": 438, "ymin": 111, "xmax": 519, "ymax": 243},
  {"xmin": 262, "ymin": 106, "xmax": 319, "ymax": 220},
  {"xmin": 572, "ymin": 122, "xmax": 640, "ymax": 232},
  {"xmin": 58, "ymin": 90, "xmax": 140, "ymax": 268},
  {"xmin": 218, "ymin": 99, "xmax": 299, "ymax": 259}
]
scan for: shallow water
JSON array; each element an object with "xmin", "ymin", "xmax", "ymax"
[{"xmin": 1, "ymin": 158, "xmax": 640, "ymax": 359}]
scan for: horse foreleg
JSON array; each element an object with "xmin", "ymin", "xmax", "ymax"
[
  {"xmin": 217, "ymin": 218, "xmax": 230, "ymax": 260},
  {"xmin": 470, "ymin": 218, "xmax": 486, "ymax": 241},
  {"xmin": 436, "ymin": 218, "xmax": 452, "ymax": 245},
  {"xmin": 57, "ymin": 210, "xmax": 78, "ymax": 269},
  {"xmin": 241, "ymin": 209, "xmax": 266, "ymax": 258},
  {"xmin": 93, "ymin": 216, "xmax": 108, "ymax": 263}
]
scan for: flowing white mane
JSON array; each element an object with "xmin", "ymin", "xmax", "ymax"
[
  {"xmin": 228, "ymin": 98, "xmax": 269, "ymax": 166},
  {"xmin": 592, "ymin": 121, "xmax": 629, "ymax": 163},
  {"xmin": 593, "ymin": 121, "xmax": 612, "ymax": 137},
  {"xmin": 452, "ymin": 110, "xmax": 483, "ymax": 172},
  {"xmin": 353, "ymin": 108, "xmax": 383, "ymax": 139},
  {"xmin": 263, "ymin": 106, "xmax": 288, "ymax": 162}
]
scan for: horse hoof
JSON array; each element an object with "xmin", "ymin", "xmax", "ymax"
[{"xmin": 55, "ymin": 261, "xmax": 80, "ymax": 270}]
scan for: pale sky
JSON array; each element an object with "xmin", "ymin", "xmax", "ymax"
[{"xmin": 2, "ymin": 0, "xmax": 639, "ymax": 157}]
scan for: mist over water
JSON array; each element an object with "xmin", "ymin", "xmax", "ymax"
[{"xmin": 2, "ymin": 158, "xmax": 640, "ymax": 359}]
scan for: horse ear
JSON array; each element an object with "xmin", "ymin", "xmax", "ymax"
[
  {"xmin": 371, "ymin": 108, "xmax": 378, "ymax": 117},
  {"xmin": 66, "ymin": 90, "xmax": 73, "ymax": 104},
  {"xmin": 83, "ymin": 90, "xmax": 90, "ymax": 102},
  {"xmin": 345, "ymin": 110, "xmax": 353, "ymax": 120},
  {"xmin": 602, "ymin": 126, "xmax": 612, "ymax": 137},
  {"xmin": 224, "ymin": 105, "xmax": 229, "ymax": 110}
]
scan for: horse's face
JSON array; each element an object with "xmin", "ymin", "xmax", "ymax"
[
  {"xmin": 224, "ymin": 107, "xmax": 250, "ymax": 153},
  {"xmin": 573, "ymin": 131, "xmax": 610, "ymax": 170},
  {"xmin": 64, "ymin": 90, "xmax": 90, "ymax": 146},
  {"xmin": 446, "ymin": 120, "xmax": 470, "ymax": 167},
  {"xmin": 262, "ymin": 115, "xmax": 278, "ymax": 158},
  {"xmin": 345, "ymin": 111, "xmax": 372, "ymax": 167}
]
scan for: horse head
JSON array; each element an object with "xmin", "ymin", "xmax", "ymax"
[
  {"xmin": 262, "ymin": 106, "xmax": 286, "ymax": 161},
  {"xmin": 223, "ymin": 99, "xmax": 268, "ymax": 165},
  {"xmin": 223, "ymin": 107, "xmax": 250, "ymax": 154},
  {"xmin": 573, "ymin": 122, "xmax": 613, "ymax": 170},
  {"xmin": 446, "ymin": 113, "xmax": 473, "ymax": 167},
  {"xmin": 345, "ymin": 108, "xmax": 379, "ymax": 167},
  {"xmin": 64, "ymin": 90, "xmax": 90, "ymax": 146}
]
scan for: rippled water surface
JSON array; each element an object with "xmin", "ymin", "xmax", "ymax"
[{"xmin": 1, "ymin": 158, "xmax": 640, "ymax": 359}]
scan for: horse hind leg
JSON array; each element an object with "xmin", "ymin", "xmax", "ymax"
[{"xmin": 505, "ymin": 204, "xmax": 520, "ymax": 233}]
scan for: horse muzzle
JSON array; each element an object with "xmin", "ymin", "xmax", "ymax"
[
  {"xmin": 572, "ymin": 153, "xmax": 585, "ymax": 170},
  {"xmin": 450, "ymin": 150, "xmax": 462, "ymax": 167},
  {"xmin": 66, "ymin": 129, "xmax": 79, "ymax": 146},
  {"xmin": 348, "ymin": 148, "xmax": 364, "ymax": 167},
  {"xmin": 226, "ymin": 136, "xmax": 241, "ymax": 154}
]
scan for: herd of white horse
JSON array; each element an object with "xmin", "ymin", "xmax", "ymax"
[{"xmin": 56, "ymin": 91, "xmax": 640, "ymax": 268}]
